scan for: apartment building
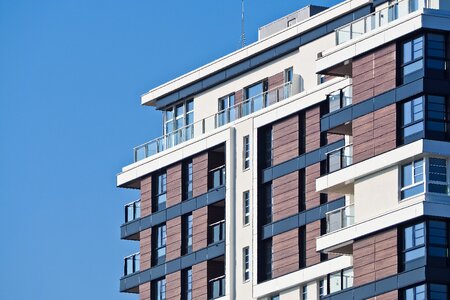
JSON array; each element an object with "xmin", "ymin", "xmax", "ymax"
[{"xmin": 118, "ymin": 0, "xmax": 450, "ymax": 299}]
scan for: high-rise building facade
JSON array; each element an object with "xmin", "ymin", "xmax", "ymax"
[{"xmin": 118, "ymin": 1, "xmax": 450, "ymax": 299}]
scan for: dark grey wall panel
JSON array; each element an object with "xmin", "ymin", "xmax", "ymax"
[
  {"xmin": 121, "ymin": 186, "xmax": 226, "ymax": 240},
  {"xmin": 120, "ymin": 242, "xmax": 225, "ymax": 293}
]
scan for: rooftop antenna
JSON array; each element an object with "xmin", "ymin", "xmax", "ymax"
[{"xmin": 241, "ymin": 0, "xmax": 246, "ymax": 48}]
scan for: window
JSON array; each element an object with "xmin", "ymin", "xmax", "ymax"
[
  {"xmin": 152, "ymin": 224, "xmax": 167, "ymax": 265},
  {"xmin": 401, "ymin": 96, "xmax": 424, "ymax": 143},
  {"xmin": 404, "ymin": 284, "xmax": 426, "ymax": 300},
  {"xmin": 430, "ymin": 284, "xmax": 448, "ymax": 299},
  {"xmin": 260, "ymin": 182, "xmax": 273, "ymax": 225},
  {"xmin": 302, "ymin": 285, "xmax": 308, "ymax": 300},
  {"xmin": 401, "ymin": 159, "xmax": 424, "ymax": 199},
  {"xmin": 183, "ymin": 160, "xmax": 193, "ymax": 200},
  {"xmin": 403, "ymin": 222, "xmax": 426, "ymax": 264},
  {"xmin": 328, "ymin": 86, "xmax": 353, "ymax": 113},
  {"xmin": 426, "ymin": 33, "xmax": 446, "ymax": 77},
  {"xmin": 163, "ymin": 99, "xmax": 194, "ymax": 147},
  {"xmin": 401, "ymin": 33, "xmax": 447, "ymax": 83},
  {"xmin": 243, "ymin": 191, "xmax": 250, "ymax": 225},
  {"xmin": 318, "ymin": 74, "xmax": 326, "ymax": 85},
  {"xmin": 152, "ymin": 278, "xmax": 166, "ymax": 300},
  {"xmin": 181, "ymin": 268, "xmax": 193, "ymax": 300},
  {"xmin": 244, "ymin": 81, "xmax": 267, "ymax": 115},
  {"xmin": 218, "ymin": 94, "xmax": 236, "ymax": 126},
  {"xmin": 319, "ymin": 278, "xmax": 328, "ymax": 297},
  {"xmin": 428, "ymin": 220, "xmax": 448, "ymax": 257},
  {"xmin": 329, "ymin": 271, "xmax": 341, "ymax": 293},
  {"xmin": 258, "ymin": 238, "xmax": 272, "ymax": 282},
  {"xmin": 402, "ymin": 36, "xmax": 424, "ymax": 83},
  {"xmin": 153, "ymin": 172, "xmax": 167, "ymax": 212},
  {"xmin": 426, "ymin": 95, "xmax": 448, "ymax": 139},
  {"xmin": 284, "ymin": 68, "xmax": 294, "ymax": 99},
  {"xmin": 243, "ymin": 135, "xmax": 250, "ymax": 170},
  {"xmin": 428, "ymin": 158, "xmax": 448, "ymax": 194},
  {"xmin": 181, "ymin": 214, "xmax": 193, "ymax": 255},
  {"xmin": 271, "ymin": 295, "xmax": 280, "ymax": 300},
  {"xmin": 243, "ymin": 247, "xmax": 250, "ymax": 281},
  {"xmin": 342, "ymin": 268, "xmax": 354, "ymax": 289}
]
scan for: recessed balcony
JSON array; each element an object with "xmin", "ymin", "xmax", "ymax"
[
  {"xmin": 326, "ymin": 204, "xmax": 355, "ymax": 233},
  {"xmin": 326, "ymin": 144, "xmax": 353, "ymax": 173},
  {"xmin": 133, "ymin": 82, "xmax": 295, "ymax": 162}
]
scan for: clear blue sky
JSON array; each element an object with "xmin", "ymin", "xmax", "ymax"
[{"xmin": 0, "ymin": 0, "xmax": 341, "ymax": 299}]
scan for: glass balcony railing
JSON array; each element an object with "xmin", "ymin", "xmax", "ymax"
[
  {"xmin": 209, "ymin": 275, "xmax": 226, "ymax": 299},
  {"xmin": 209, "ymin": 220, "xmax": 225, "ymax": 245},
  {"xmin": 124, "ymin": 200, "xmax": 141, "ymax": 223},
  {"xmin": 336, "ymin": 0, "xmax": 428, "ymax": 45},
  {"xmin": 209, "ymin": 165, "xmax": 226, "ymax": 189},
  {"xmin": 328, "ymin": 85, "xmax": 352, "ymax": 113},
  {"xmin": 124, "ymin": 252, "xmax": 140, "ymax": 276},
  {"xmin": 133, "ymin": 82, "xmax": 293, "ymax": 162},
  {"xmin": 327, "ymin": 144, "xmax": 353, "ymax": 173},
  {"xmin": 326, "ymin": 205, "xmax": 355, "ymax": 233}
]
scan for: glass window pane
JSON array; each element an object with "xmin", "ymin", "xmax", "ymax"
[
  {"xmin": 401, "ymin": 184, "xmax": 424, "ymax": 199},
  {"xmin": 402, "ymin": 163, "xmax": 413, "ymax": 187},
  {"xmin": 403, "ymin": 41, "xmax": 412, "ymax": 64},
  {"xmin": 405, "ymin": 246, "xmax": 425, "ymax": 261}
]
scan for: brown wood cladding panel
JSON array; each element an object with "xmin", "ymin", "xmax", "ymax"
[
  {"xmin": 166, "ymin": 163, "xmax": 182, "ymax": 208},
  {"xmin": 192, "ymin": 261, "xmax": 208, "ymax": 300},
  {"xmin": 272, "ymin": 171, "xmax": 299, "ymax": 221},
  {"xmin": 139, "ymin": 282, "xmax": 151, "ymax": 300},
  {"xmin": 367, "ymin": 291, "xmax": 398, "ymax": 300},
  {"xmin": 193, "ymin": 206, "xmax": 208, "ymax": 252},
  {"xmin": 352, "ymin": 43, "xmax": 396, "ymax": 104},
  {"xmin": 272, "ymin": 228, "xmax": 300, "ymax": 278},
  {"xmin": 235, "ymin": 89, "xmax": 243, "ymax": 104},
  {"xmin": 353, "ymin": 228, "xmax": 398, "ymax": 287},
  {"xmin": 166, "ymin": 271, "xmax": 181, "ymax": 300},
  {"xmin": 140, "ymin": 229, "xmax": 151, "ymax": 271},
  {"xmin": 305, "ymin": 163, "xmax": 320, "ymax": 210},
  {"xmin": 305, "ymin": 106, "xmax": 321, "ymax": 153},
  {"xmin": 166, "ymin": 217, "xmax": 181, "ymax": 261},
  {"xmin": 141, "ymin": 176, "xmax": 152, "ymax": 218},
  {"xmin": 193, "ymin": 152, "xmax": 208, "ymax": 197},
  {"xmin": 268, "ymin": 71, "xmax": 285, "ymax": 90},
  {"xmin": 353, "ymin": 104, "xmax": 397, "ymax": 164},
  {"xmin": 305, "ymin": 221, "xmax": 321, "ymax": 266},
  {"xmin": 373, "ymin": 105, "xmax": 397, "ymax": 156},
  {"xmin": 273, "ymin": 114, "xmax": 299, "ymax": 165}
]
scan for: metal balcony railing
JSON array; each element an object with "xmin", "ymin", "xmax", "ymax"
[
  {"xmin": 335, "ymin": 0, "xmax": 429, "ymax": 45},
  {"xmin": 327, "ymin": 144, "xmax": 353, "ymax": 173},
  {"xmin": 328, "ymin": 85, "xmax": 352, "ymax": 113},
  {"xmin": 209, "ymin": 165, "xmax": 226, "ymax": 189},
  {"xmin": 133, "ymin": 82, "xmax": 293, "ymax": 162},
  {"xmin": 326, "ymin": 205, "xmax": 355, "ymax": 233},
  {"xmin": 124, "ymin": 252, "xmax": 140, "ymax": 276},
  {"xmin": 209, "ymin": 220, "xmax": 225, "ymax": 244},
  {"xmin": 124, "ymin": 200, "xmax": 141, "ymax": 223},
  {"xmin": 209, "ymin": 275, "xmax": 226, "ymax": 299}
]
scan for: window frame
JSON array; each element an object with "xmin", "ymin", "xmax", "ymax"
[
  {"xmin": 163, "ymin": 99, "xmax": 194, "ymax": 144},
  {"xmin": 152, "ymin": 224, "xmax": 167, "ymax": 266},
  {"xmin": 152, "ymin": 171, "xmax": 167, "ymax": 212},
  {"xmin": 243, "ymin": 190, "xmax": 250, "ymax": 226},
  {"xmin": 401, "ymin": 35, "xmax": 425, "ymax": 83},
  {"xmin": 243, "ymin": 246, "xmax": 250, "ymax": 282},
  {"xmin": 181, "ymin": 268, "xmax": 193, "ymax": 300},
  {"xmin": 151, "ymin": 278, "xmax": 167, "ymax": 300},
  {"xmin": 400, "ymin": 159, "xmax": 425, "ymax": 200},
  {"xmin": 243, "ymin": 135, "xmax": 250, "ymax": 170}
]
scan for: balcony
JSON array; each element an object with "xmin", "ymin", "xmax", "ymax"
[
  {"xmin": 209, "ymin": 220, "xmax": 225, "ymax": 245},
  {"xmin": 124, "ymin": 252, "xmax": 140, "ymax": 276},
  {"xmin": 328, "ymin": 85, "xmax": 352, "ymax": 114},
  {"xmin": 209, "ymin": 165, "xmax": 226, "ymax": 190},
  {"xmin": 326, "ymin": 205, "xmax": 355, "ymax": 233},
  {"xmin": 133, "ymin": 82, "xmax": 293, "ymax": 162},
  {"xmin": 335, "ymin": 0, "xmax": 427, "ymax": 45},
  {"xmin": 326, "ymin": 144, "xmax": 353, "ymax": 173},
  {"xmin": 209, "ymin": 275, "xmax": 226, "ymax": 299},
  {"xmin": 124, "ymin": 200, "xmax": 140, "ymax": 223}
]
